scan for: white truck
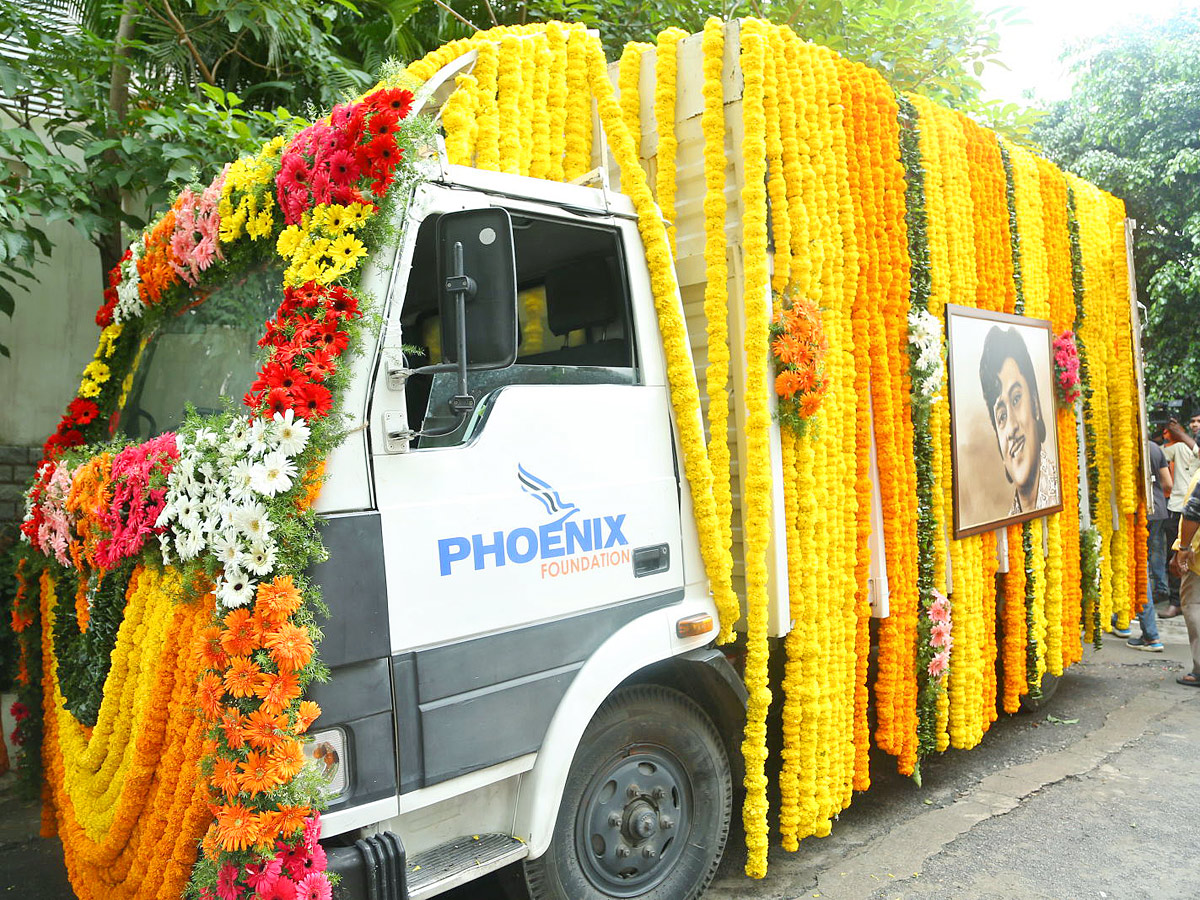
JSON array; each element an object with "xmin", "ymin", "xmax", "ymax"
[{"xmin": 115, "ymin": 28, "xmax": 778, "ymax": 900}]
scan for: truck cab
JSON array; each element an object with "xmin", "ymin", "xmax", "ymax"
[{"xmin": 294, "ymin": 154, "xmax": 745, "ymax": 898}]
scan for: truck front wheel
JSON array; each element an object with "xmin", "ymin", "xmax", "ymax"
[{"xmin": 524, "ymin": 684, "xmax": 732, "ymax": 900}]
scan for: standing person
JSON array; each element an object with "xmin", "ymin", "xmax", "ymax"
[
  {"xmin": 1128, "ymin": 437, "xmax": 1172, "ymax": 650},
  {"xmin": 1171, "ymin": 466, "xmax": 1200, "ymax": 685},
  {"xmin": 1162, "ymin": 414, "xmax": 1200, "ymax": 617}
]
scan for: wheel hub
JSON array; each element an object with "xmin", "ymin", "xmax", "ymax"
[{"xmin": 576, "ymin": 748, "xmax": 691, "ymax": 897}]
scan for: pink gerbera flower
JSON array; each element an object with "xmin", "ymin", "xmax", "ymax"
[
  {"xmin": 294, "ymin": 873, "xmax": 333, "ymax": 900},
  {"xmin": 930, "ymin": 622, "xmax": 953, "ymax": 649},
  {"xmin": 217, "ymin": 863, "xmax": 244, "ymax": 900},
  {"xmin": 927, "ymin": 649, "xmax": 951, "ymax": 678}
]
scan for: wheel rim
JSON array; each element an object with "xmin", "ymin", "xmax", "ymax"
[{"xmin": 574, "ymin": 743, "xmax": 693, "ymax": 897}]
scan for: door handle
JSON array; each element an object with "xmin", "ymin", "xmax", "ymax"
[{"xmin": 633, "ymin": 543, "xmax": 670, "ymax": 577}]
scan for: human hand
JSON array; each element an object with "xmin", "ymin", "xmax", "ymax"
[{"xmin": 1171, "ymin": 548, "xmax": 1193, "ymax": 578}]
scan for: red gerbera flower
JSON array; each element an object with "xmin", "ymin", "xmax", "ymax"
[
  {"xmin": 326, "ymin": 149, "xmax": 361, "ymax": 187},
  {"xmin": 279, "ymin": 154, "xmax": 310, "ymax": 187},
  {"xmin": 289, "ymin": 381, "xmax": 333, "ymax": 419},
  {"xmin": 313, "ymin": 321, "xmax": 349, "ymax": 356},
  {"xmin": 368, "ymin": 87, "xmax": 414, "ymax": 119},
  {"xmin": 303, "ymin": 352, "xmax": 337, "ymax": 381},
  {"xmin": 291, "ymin": 282, "xmax": 325, "ymax": 309},
  {"xmin": 265, "ymin": 388, "xmax": 293, "ymax": 417},
  {"xmin": 324, "ymin": 287, "xmax": 360, "ymax": 319},
  {"xmin": 68, "ymin": 397, "xmax": 101, "ymax": 425},
  {"xmin": 254, "ymin": 363, "xmax": 304, "ymax": 394},
  {"xmin": 366, "ymin": 109, "xmax": 398, "ymax": 139}
]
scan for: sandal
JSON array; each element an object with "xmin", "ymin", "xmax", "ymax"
[{"xmin": 1177, "ymin": 672, "xmax": 1200, "ymax": 687}]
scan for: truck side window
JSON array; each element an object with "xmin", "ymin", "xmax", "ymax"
[{"xmin": 399, "ymin": 209, "xmax": 637, "ymax": 447}]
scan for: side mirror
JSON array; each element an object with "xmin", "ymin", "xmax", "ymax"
[{"xmin": 436, "ymin": 208, "xmax": 518, "ymax": 370}]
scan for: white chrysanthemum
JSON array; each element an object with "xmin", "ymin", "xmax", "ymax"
[
  {"xmin": 217, "ymin": 568, "xmax": 256, "ymax": 609},
  {"xmin": 234, "ymin": 502, "xmax": 274, "ymax": 541},
  {"xmin": 192, "ymin": 427, "xmax": 217, "ymax": 448},
  {"xmin": 250, "ymin": 452, "xmax": 297, "ymax": 497},
  {"xmin": 112, "ymin": 240, "xmax": 146, "ymax": 324},
  {"xmin": 271, "ymin": 409, "xmax": 310, "ymax": 457},
  {"xmin": 243, "ymin": 540, "xmax": 277, "ymax": 576}
]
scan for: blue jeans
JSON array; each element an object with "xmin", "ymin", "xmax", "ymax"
[
  {"xmin": 1148, "ymin": 517, "xmax": 1171, "ymax": 605},
  {"xmin": 1137, "ymin": 591, "xmax": 1161, "ymax": 642}
]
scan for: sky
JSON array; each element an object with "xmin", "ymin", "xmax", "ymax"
[{"xmin": 979, "ymin": 0, "xmax": 1195, "ymax": 106}]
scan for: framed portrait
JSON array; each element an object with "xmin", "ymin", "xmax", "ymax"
[{"xmin": 946, "ymin": 305, "xmax": 1064, "ymax": 539}]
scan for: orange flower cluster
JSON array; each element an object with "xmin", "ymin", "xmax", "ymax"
[
  {"xmin": 770, "ymin": 298, "xmax": 830, "ymax": 420},
  {"xmin": 199, "ymin": 575, "xmax": 321, "ymax": 855},
  {"xmin": 65, "ymin": 453, "xmax": 113, "ymax": 574},
  {"xmin": 136, "ymin": 210, "xmax": 181, "ymax": 305},
  {"xmin": 38, "ymin": 566, "xmax": 213, "ymax": 900}
]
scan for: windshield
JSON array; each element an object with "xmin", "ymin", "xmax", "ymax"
[{"xmin": 118, "ymin": 266, "xmax": 283, "ymax": 440}]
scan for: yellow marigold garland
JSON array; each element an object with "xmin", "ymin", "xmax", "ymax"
[
  {"xmin": 653, "ymin": 27, "xmax": 687, "ymax": 257},
  {"xmin": 735, "ymin": 23, "xmax": 773, "ymax": 877}
]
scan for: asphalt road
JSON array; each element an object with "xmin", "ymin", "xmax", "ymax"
[{"xmin": 3, "ymin": 608, "xmax": 1198, "ymax": 900}]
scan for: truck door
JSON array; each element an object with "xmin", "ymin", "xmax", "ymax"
[{"xmin": 369, "ymin": 192, "xmax": 685, "ymax": 790}]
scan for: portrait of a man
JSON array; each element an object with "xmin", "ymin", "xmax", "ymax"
[{"xmin": 947, "ymin": 305, "xmax": 1063, "ymax": 537}]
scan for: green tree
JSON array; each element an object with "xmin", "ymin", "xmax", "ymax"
[
  {"xmin": 1035, "ymin": 11, "xmax": 1200, "ymax": 407},
  {"xmin": 0, "ymin": 0, "xmax": 399, "ymax": 357},
  {"xmin": 388, "ymin": 0, "xmax": 1031, "ymax": 122}
]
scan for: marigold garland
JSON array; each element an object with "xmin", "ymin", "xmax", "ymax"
[{"xmin": 9, "ymin": 19, "xmax": 1150, "ymax": 890}]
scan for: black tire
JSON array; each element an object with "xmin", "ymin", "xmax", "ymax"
[
  {"xmin": 523, "ymin": 684, "xmax": 732, "ymax": 900},
  {"xmin": 1018, "ymin": 670, "xmax": 1061, "ymax": 713}
]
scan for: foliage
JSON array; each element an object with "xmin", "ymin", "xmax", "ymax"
[
  {"xmin": 0, "ymin": 0, "xmax": 393, "ymax": 356},
  {"xmin": 392, "ymin": 0, "xmax": 1022, "ymax": 107},
  {"xmin": 1036, "ymin": 10, "xmax": 1200, "ymax": 407}
]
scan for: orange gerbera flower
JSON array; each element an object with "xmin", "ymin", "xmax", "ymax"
[
  {"xmin": 269, "ymin": 739, "xmax": 307, "ymax": 781},
  {"xmin": 215, "ymin": 801, "xmax": 261, "ymax": 852},
  {"xmin": 771, "ymin": 333, "xmax": 805, "ymax": 366},
  {"xmin": 199, "ymin": 625, "xmax": 229, "ymax": 671},
  {"xmin": 256, "ymin": 575, "xmax": 303, "ymax": 623},
  {"xmin": 271, "ymin": 805, "xmax": 313, "ymax": 839},
  {"xmin": 295, "ymin": 700, "xmax": 322, "ymax": 733},
  {"xmin": 255, "ymin": 669, "xmax": 301, "ymax": 714},
  {"xmin": 196, "ymin": 672, "xmax": 226, "ymax": 721},
  {"xmin": 212, "ymin": 757, "xmax": 243, "ymax": 798},
  {"xmin": 264, "ymin": 622, "xmax": 314, "ymax": 673},
  {"xmin": 775, "ymin": 370, "xmax": 803, "ymax": 399},
  {"xmin": 793, "ymin": 361, "xmax": 819, "ymax": 393},
  {"xmin": 239, "ymin": 751, "xmax": 284, "ymax": 796},
  {"xmin": 224, "ymin": 656, "xmax": 263, "ymax": 698},
  {"xmin": 220, "ymin": 608, "xmax": 259, "ymax": 657},
  {"xmin": 242, "ymin": 709, "xmax": 288, "ymax": 751},
  {"xmin": 220, "ymin": 707, "xmax": 246, "ymax": 750}
]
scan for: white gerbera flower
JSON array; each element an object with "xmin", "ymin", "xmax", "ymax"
[
  {"xmin": 217, "ymin": 568, "xmax": 256, "ymax": 608},
  {"xmin": 243, "ymin": 540, "xmax": 277, "ymax": 576},
  {"xmin": 177, "ymin": 529, "xmax": 205, "ymax": 560},
  {"xmin": 227, "ymin": 460, "xmax": 255, "ymax": 501},
  {"xmin": 211, "ymin": 534, "xmax": 245, "ymax": 569},
  {"xmin": 234, "ymin": 502, "xmax": 274, "ymax": 541},
  {"xmin": 250, "ymin": 452, "xmax": 297, "ymax": 497},
  {"xmin": 247, "ymin": 418, "xmax": 271, "ymax": 455},
  {"xmin": 272, "ymin": 409, "xmax": 310, "ymax": 457}
]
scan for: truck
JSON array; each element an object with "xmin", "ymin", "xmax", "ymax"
[{"xmin": 6, "ymin": 16, "xmax": 1145, "ymax": 900}]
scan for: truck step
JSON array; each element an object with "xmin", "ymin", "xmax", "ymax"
[{"xmin": 407, "ymin": 833, "xmax": 528, "ymax": 899}]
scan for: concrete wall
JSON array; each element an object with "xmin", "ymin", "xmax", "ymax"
[{"xmin": 0, "ymin": 219, "xmax": 105, "ymax": 448}]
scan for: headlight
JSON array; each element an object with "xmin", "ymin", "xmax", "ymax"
[{"xmin": 305, "ymin": 727, "xmax": 349, "ymax": 800}]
